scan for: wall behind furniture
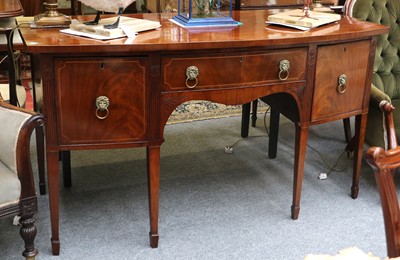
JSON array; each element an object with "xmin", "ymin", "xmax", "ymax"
[{"xmin": 57, "ymin": 0, "xmax": 149, "ymax": 13}]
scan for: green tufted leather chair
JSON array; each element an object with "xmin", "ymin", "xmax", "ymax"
[{"xmin": 345, "ymin": 0, "xmax": 400, "ymax": 149}]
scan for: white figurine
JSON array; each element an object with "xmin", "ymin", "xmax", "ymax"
[{"xmin": 78, "ymin": 0, "xmax": 137, "ymax": 28}]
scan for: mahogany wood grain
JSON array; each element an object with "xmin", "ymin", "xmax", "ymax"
[
  {"xmin": 55, "ymin": 58, "xmax": 147, "ymax": 146},
  {"xmin": 366, "ymin": 145, "xmax": 400, "ymax": 257},
  {"xmin": 366, "ymin": 102, "xmax": 399, "ymax": 257},
  {"xmin": 19, "ymin": 12, "xmax": 388, "ymax": 53},
  {"xmin": 292, "ymin": 122, "xmax": 309, "ymax": 220},
  {"xmin": 18, "ymin": 10, "xmax": 388, "ymax": 255},
  {"xmin": 0, "ymin": 0, "xmax": 23, "ymax": 18},
  {"xmin": 162, "ymin": 49, "xmax": 307, "ymax": 91}
]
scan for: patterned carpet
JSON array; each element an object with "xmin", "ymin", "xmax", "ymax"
[
  {"xmin": 168, "ymin": 101, "xmax": 243, "ymax": 124},
  {"xmin": 168, "ymin": 100, "xmax": 269, "ymax": 124}
]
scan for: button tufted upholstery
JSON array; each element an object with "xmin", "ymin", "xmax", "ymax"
[{"xmin": 345, "ymin": 0, "xmax": 400, "ymax": 148}]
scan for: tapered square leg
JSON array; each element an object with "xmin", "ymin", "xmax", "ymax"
[
  {"xmin": 147, "ymin": 146, "xmax": 160, "ymax": 248},
  {"xmin": 291, "ymin": 123, "xmax": 309, "ymax": 220}
]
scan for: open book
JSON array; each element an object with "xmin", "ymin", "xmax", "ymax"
[
  {"xmin": 266, "ymin": 9, "xmax": 341, "ymax": 31},
  {"xmin": 64, "ymin": 16, "xmax": 161, "ymax": 39}
]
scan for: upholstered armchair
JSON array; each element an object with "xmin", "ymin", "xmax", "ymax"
[
  {"xmin": 367, "ymin": 144, "xmax": 400, "ymax": 258},
  {"xmin": 344, "ymin": 0, "xmax": 400, "ymax": 149},
  {"xmin": 0, "ymin": 97, "xmax": 43, "ymax": 259},
  {"xmin": 0, "ymin": 20, "xmax": 46, "ymax": 195},
  {"xmin": 366, "ymin": 101, "xmax": 400, "ymax": 258}
]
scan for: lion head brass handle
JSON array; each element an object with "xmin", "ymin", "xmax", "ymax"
[
  {"xmin": 95, "ymin": 96, "xmax": 110, "ymax": 120},
  {"xmin": 279, "ymin": 60, "xmax": 290, "ymax": 81},
  {"xmin": 337, "ymin": 74, "xmax": 347, "ymax": 94},
  {"xmin": 186, "ymin": 65, "xmax": 199, "ymax": 88}
]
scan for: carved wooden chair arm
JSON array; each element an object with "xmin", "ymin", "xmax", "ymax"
[{"xmin": 366, "ymin": 145, "xmax": 400, "ymax": 258}]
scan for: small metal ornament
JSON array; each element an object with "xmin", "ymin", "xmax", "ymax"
[
  {"xmin": 95, "ymin": 96, "xmax": 110, "ymax": 119},
  {"xmin": 186, "ymin": 66, "xmax": 199, "ymax": 88},
  {"xmin": 337, "ymin": 74, "xmax": 347, "ymax": 94},
  {"xmin": 172, "ymin": 0, "xmax": 238, "ymax": 27}
]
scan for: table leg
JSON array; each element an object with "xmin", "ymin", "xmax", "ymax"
[
  {"xmin": 61, "ymin": 150, "xmax": 72, "ymax": 188},
  {"xmin": 268, "ymin": 108, "xmax": 280, "ymax": 159},
  {"xmin": 147, "ymin": 145, "xmax": 160, "ymax": 248},
  {"xmin": 47, "ymin": 151, "xmax": 60, "ymax": 255},
  {"xmin": 291, "ymin": 123, "xmax": 309, "ymax": 220},
  {"xmin": 241, "ymin": 103, "xmax": 251, "ymax": 138},
  {"xmin": 351, "ymin": 113, "xmax": 367, "ymax": 199},
  {"xmin": 251, "ymin": 99, "xmax": 258, "ymax": 127}
]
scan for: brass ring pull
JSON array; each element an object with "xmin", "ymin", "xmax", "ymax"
[
  {"xmin": 95, "ymin": 96, "xmax": 110, "ymax": 120},
  {"xmin": 337, "ymin": 74, "xmax": 347, "ymax": 94},
  {"xmin": 185, "ymin": 65, "xmax": 199, "ymax": 88},
  {"xmin": 278, "ymin": 60, "xmax": 290, "ymax": 81}
]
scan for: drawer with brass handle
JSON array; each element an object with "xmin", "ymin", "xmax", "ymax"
[
  {"xmin": 311, "ymin": 40, "xmax": 371, "ymax": 122},
  {"xmin": 162, "ymin": 49, "xmax": 307, "ymax": 92},
  {"xmin": 55, "ymin": 57, "xmax": 148, "ymax": 145}
]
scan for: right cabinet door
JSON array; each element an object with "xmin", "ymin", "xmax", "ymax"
[{"xmin": 311, "ymin": 40, "xmax": 371, "ymax": 122}]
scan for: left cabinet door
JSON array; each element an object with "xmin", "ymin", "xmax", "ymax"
[{"xmin": 55, "ymin": 57, "xmax": 148, "ymax": 145}]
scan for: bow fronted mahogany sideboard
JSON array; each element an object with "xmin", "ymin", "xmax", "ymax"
[{"xmin": 18, "ymin": 10, "xmax": 388, "ymax": 255}]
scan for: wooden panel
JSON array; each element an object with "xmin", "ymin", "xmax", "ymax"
[
  {"xmin": 241, "ymin": 49, "xmax": 307, "ymax": 82},
  {"xmin": 311, "ymin": 40, "xmax": 371, "ymax": 121},
  {"xmin": 55, "ymin": 57, "xmax": 148, "ymax": 145},
  {"xmin": 162, "ymin": 49, "xmax": 307, "ymax": 92}
]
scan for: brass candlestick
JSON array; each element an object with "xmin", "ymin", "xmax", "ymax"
[{"xmin": 34, "ymin": 1, "xmax": 71, "ymax": 26}]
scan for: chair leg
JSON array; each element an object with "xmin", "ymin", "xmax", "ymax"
[
  {"xmin": 268, "ymin": 107, "xmax": 280, "ymax": 159},
  {"xmin": 242, "ymin": 100, "xmax": 261, "ymax": 137},
  {"xmin": 343, "ymin": 118, "xmax": 352, "ymax": 144},
  {"xmin": 241, "ymin": 102, "xmax": 251, "ymax": 138},
  {"xmin": 20, "ymin": 214, "xmax": 38, "ymax": 259},
  {"xmin": 343, "ymin": 118, "xmax": 356, "ymax": 152},
  {"xmin": 251, "ymin": 99, "xmax": 258, "ymax": 127},
  {"xmin": 35, "ymin": 125, "xmax": 46, "ymax": 195},
  {"xmin": 62, "ymin": 150, "xmax": 72, "ymax": 188}
]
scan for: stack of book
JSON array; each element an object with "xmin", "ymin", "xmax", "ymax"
[
  {"xmin": 62, "ymin": 16, "xmax": 161, "ymax": 40},
  {"xmin": 266, "ymin": 9, "xmax": 341, "ymax": 31}
]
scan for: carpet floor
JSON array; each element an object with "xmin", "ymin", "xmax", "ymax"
[{"xmin": 0, "ymin": 112, "xmax": 389, "ymax": 260}]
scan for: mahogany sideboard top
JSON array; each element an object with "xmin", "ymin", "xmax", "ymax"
[
  {"xmin": 20, "ymin": 11, "xmax": 387, "ymax": 53},
  {"xmin": 18, "ymin": 10, "xmax": 388, "ymax": 256}
]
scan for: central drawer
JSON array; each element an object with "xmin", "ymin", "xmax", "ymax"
[
  {"xmin": 55, "ymin": 57, "xmax": 147, "ymax": 145},
  {"xmin": 162, "ymin": 49, "xmax": 307, "ymax": 92}
]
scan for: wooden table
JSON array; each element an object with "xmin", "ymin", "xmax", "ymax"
[
  {"xmin": 18, "ymin": 10, "xmax": 388, "ymax": 255},
  {"xmin": 0, "ymin": 0, "xmax": 23, "ymax": 18}
]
